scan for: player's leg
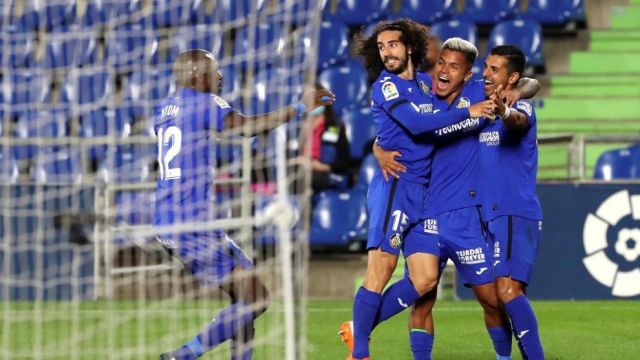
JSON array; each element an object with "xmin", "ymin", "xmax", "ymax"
[
  {"xmin": 490, "ymin": 216, "xmax": 544, "ymax": 360},
  {"xmin": 160, "ymin": 232, "xmax": 266, "ymax": 360},
  {"xmin": 439, "ymin": 207, "xmax": 513, "ymax": 359},
  {"xmin": 408, "ymin": 289, "xmax": 437, "ymax": 360}
]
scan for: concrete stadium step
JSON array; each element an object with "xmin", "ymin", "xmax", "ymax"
[
  {"xmin": 590, "ymin": 31, "xmax": 640, "ymax": 51},
  {"xmin": 537, "ymin": 121, "xmax": 640, "ymax": 134},
  {"xmin": 591, "ymin": 30, "xmax": 640, "ymax": 41},
  {"xmin": 611, "ymin": 6, "xmax": 640, "ymax": 29},
  {"xmin": 570, "ymin": 52, "xmax": 640, "ymax": 73},
  {"xmin": 551, "ymin": 75, "xmax": 637, "ymax": 86},
  {"xmin": 536, "ymin": 98, "xmax": 640, "ymax": 120},
  {"xmin": 551, "ymin": 83, "xmax": 640, "ymax": 97}
]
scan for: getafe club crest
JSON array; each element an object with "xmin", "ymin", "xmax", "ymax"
[
  {"xmin": 420, "ymin": 80, "xmax": 430, "ymax": 94},
  {"xmin": 457, "ymin": 97, "xmax": 470, "ymax": 108},
  {"xmin": 390, "ymin": 233, "xmax": 403, "ymax": 249}
]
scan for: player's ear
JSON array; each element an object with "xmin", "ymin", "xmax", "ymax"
[
  {"xmin": 463, "ymin": 70, "xmax": 473, "ymax": 82},
  {"xmin": 508, "ymin": 72, "xmax": 521, "ymax": 87}
]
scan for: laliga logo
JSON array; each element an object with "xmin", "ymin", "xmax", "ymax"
[{"xmin": 583, "ymin": 190, "xmax": 640, "ymax": 297}]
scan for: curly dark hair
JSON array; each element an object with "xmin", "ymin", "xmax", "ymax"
[{"xmin": 354, "ymin": 19, "xmax": 430, "ymax": 77}]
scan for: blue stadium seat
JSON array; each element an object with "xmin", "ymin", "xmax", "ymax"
[
  {"xmin": 317, "ymin": 20, "xmax": 349, "ymax": 69},
  {"xmin": 125, "ymin": 68, "xmax": 176, "ymax": 104},
  {"xmin": 151, "ymin": 0, "xmax": 193, "ymax": 27},
  {"xmin": 233, "ymin": 21, "xmax": 285, "ymax": 69},
  {"xmin": 341, "ymin": 107, "xmax": 376, "ymax": 161},
  {"xmin": 524, "ymin": 0, "xmax": 586, "ymax": 25},
  {"xmin": 355, "ymin": 153, "xmax": 378, "ymax": 190},
  {"xmin": 330, "ymin": 0, "xmax": 390, "ymax": 26},
  {"xmin": 80, "ymin": 108, "xmax": 132, "ymax": 161},
  {"xmin": 219, "ymin": 64, "xmax": 241, "ymax": 100},
  {"xmin": 253, "ymin": 195, "xmax": 301, "ymax": 245},
  {"xmin": 8, "ymin": 70, "xmax": 52, "ymax": 115},
  {"xmin": 309, "ymin": 189, "xmax": 368, "ymax": 247},
  {"xmin": 0, "ymin": 147, "xmax": 19, "ymax": 184},
  {"xmin": 97, "ymin": 145, "xmax": 154, "ymax": 183},
  {"xmin": 273, "ymin": 0, "xmax": 327, "ymax": 24},
  {"xmin": 105, "ymin": 26, "xmax": 159, "ymax": 70},
  {"xmin": 43, "ymin": 0, "xmax": 77, "ymax": 29},
  {"xmin": 43, "ymin": 27, "xmax": 97, "ymax": 69},
  {"xmin": 170, "ymin": 25, "xmax": 224, "ymax": 62},
  {"xmin": 7, "ymin": 0, "xmax": 40, "ymax": 30},
  {"xmin": 13, "ymin": 108, "xmax": 69, "ymax": 159},
  {"xmin": 459, "ymin": 0, "xmax": 519, "ymax": 25},
  {"xmin": 471, "ymin": 56, "xmax": 485, "ymax": 80},
  {"xmin": 317, "ymin": 60, "xmax": 369, "ymax": 114},
  {"xmin": 32, "ymin": 147, "xmax": 83, "ymax": 184},
  {"xmin": 593, "ymin": 147, "xmax": 638, "ymax": 180},
  {"xmin": 190, "ymin": 0, "xmax": 265, "ymax": 24},
  {"xmin": 431, "ymin": 20, "xmax": 478, "ymax": 44},
  {"xmin": 62, "ymin": 70, "xmax": 112, "ymax": 106},
  {"xmin": 249, "ymin": 67, "xmax": 303, "ymax": 114},
  {"xmin": 82, "ymin": 0, "xmax": 142, "ymax": 26},
  {"xmin": 487, "ymin": 20, "xmax": 544, "ymax": 69},
  {"xmin": 0, "ymin": 31, "xmax": 36, "ymax": 68},
  {"xmin": 392, "ymin": 0, "xmax": 455, "ymax": 24}
]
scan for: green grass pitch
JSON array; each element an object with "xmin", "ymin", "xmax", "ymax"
[{"xmin": 2, "ymin": 300, "xmax": 639, "ymax": 359}]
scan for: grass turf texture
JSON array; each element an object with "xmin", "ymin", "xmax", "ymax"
[{"xmin": 2, "ymin": 300, "xmax": 639, "ymax": 359}]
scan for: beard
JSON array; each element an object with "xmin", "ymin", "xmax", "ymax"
[{"xmin": 383, "ymin": 52, "xmax": 409, "ymax": 74}]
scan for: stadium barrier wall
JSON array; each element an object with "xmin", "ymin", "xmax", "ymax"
[{"xmin": 457, "ymin": 182, "xmax": 640, "ymax": 300}]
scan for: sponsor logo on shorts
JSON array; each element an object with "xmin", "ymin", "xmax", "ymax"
[
  {"xmin": 493, "ymin": 241, "xmax": 501, "ymax": 258},
  {"xmin": 424, "ymin": 218, "xmax": 439, "ymax": 234},
  {"xmin": 456, "ymin": 247, "xmax": 486, "ymax": 265},
  {"xmin": 475, "ymin": 267, "xmax": 488, "ymax": 275},
  {"xmin": 390, "ymin": 233, "xmax": 403, "ymax": 249}
]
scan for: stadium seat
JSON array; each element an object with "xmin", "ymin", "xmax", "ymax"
[
  {"xmin": 341, "ymin": 107, "xmax": 376, "ymax": 161},
  {"xmin": 330, "ymin": 0, "xmax": 390, "ymax": 26},
  {"xmin": 43, "ymin": 27, "xmax": 98, "ymax": 69},
  {"xmin": 219, "ymin": 64, "xmax": 241, "ymax": 100},
  {"xmin": 355, "ymin": 153, "xmax": 378, "ymax": 190},
  {"xmin": 0, "ymin": 31, "xmax": 36, "ymax": 68},
  {"xmin": 431, "ymin": 20, "xmax": 478, "ymax": 44},
  {"xmin": 317, "ymin": 20, "xmax": 349, "ymax": 69},
  {"xmin": 273, "ymin": 0, "xmax": 327, "ymax": 24},
  {"xmin": 190, "ymin": 0, "xmax": 265, "ymax": 24},
  {"xmin": 7, "ymin": 0, "xmax": 40, "ymax": 30},
  {"xmin": 253, "ymin": 195, "xmax": 301, "ymax": 245},
  {"xmin": 82, "ymin": 0, "xmax": 142, "ymax": 26},
  {"xmin": 249, "ymin": 67, "xmax": 304, "ymax": 114},
  {"xmin": 97, "ymin": 145, "xmax": 154, "ymax": 183},
  {"xmin": 8, "ymin": 70, "xmax": 52, "ymax": 115},
  {"xmin": 80, "ymin": 108, "xmax": 132, "ymax": 161},
  {"xmin": 317, "ymin": 60, "xmax": 369, "ymax": 114},
  {"xmin": 472, "ymin": 56, "xmax": 485, "ymax": 80},
  {"xmin": 309, "ymin": 189, "xmax": 368, "ymax": 247},
  {"xmin": 150, "ymin": 0, "xmax": 193, "ymax": 28},
  {"xmin": 593, "ymin": 147, "xmax": 638, "ymax": 180},
  {"xmin": 458, "ymin": 0, "xmax": 519, "ymax": 25},
  {"xmin": 392, "ymin": 0, "xmax": 455, "ymax": 24},
  {"xmin": 43, "ymin": 0, "xmax": 77, "ymax": 29},
  {"xmin": 105, "ymin": 25, "xmax": 159, "ymax": 70},
  {"xmin": 487, "ymin": 20, "xmax": 545, "ymax": 69},
  {"xmin": 13, "ymin": 108, "xmax": 70, "ymax": 159},
  {"xmin": 524, "ymin": 0, "xmax": 586, "ymax": 25},
  {"xmin": 125, "ymin": 68, "xmax": 176, "ymax": 105},
  {"xmin": 170, "ymin": 25, "xmax": 224, "ymax": 59},
  {"xmin": 0, "ymin": 148, "xmax": 19, "ymax": 184},
  {"xmin": 62, "ymin": 70, "xmax": 112, "ymax": 106},
  {"xmin": 233, "ymin": 21, "xmax": 285, "ymax": 69},
  {"xmin": 32, "ymin": 147, "xmax": 83, "ymax": 184}
]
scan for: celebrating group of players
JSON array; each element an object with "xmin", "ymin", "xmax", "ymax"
[
  {"xmin": 151, "ymin": 14, "xmax": 545, "ymax": 360},
  {"xmin": 340, "ymin": 19, "xmax": 545, "ymax": 360}
]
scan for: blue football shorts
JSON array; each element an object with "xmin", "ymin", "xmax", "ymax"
[
  {"xmin": 487, "ymin": 215, "xmax": 542, "ymax": 285},
  {"xmin": 366, "ymin": 173, "xmax": 439, "ymax": 258}
]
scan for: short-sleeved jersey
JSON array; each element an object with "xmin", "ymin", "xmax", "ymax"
[
  {"xmin": 478, "ymin": 100, "xmax": 542, "ymax": 221},
  {"xmin": 153, "ymin": 87, "xmax": 235, "ymax": 229},
  {"xmin": 372, "ymin": 70, "xmax": 435, "ymax": 184},
  {"xmin": 428, "ymin": 79, "xmax": 487, "ymax": 216}
]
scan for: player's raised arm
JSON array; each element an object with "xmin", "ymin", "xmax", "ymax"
[
  {"xmin": 223, "ymin": 88, "xmax": 335, "ymax": 136},
  {"xmin": 375, "ymin": 82, "xmax": 495, "ymax": 135},
  {"xmin": 502, "ymin": 78, "xmax": 540, "ymax": 107},
  {"xmin": 492, "ymin": 85, "xmax": 530, "ymax": 130}
]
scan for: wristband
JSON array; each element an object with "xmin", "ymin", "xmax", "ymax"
[
  {"xmin": 292, "ymin": 102, "xmax": 307, "ymax": 116},
  {"xmin": 501, "ymin": 106, "xmax": 511, "ymax": 119}
]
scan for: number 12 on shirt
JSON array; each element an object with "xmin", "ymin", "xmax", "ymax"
[{"xmin": 157, "ymin": 125, "xmax": 182, "ymax": 180}]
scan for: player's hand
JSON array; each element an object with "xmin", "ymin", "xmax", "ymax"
[
  {"xmin": 491, "ymin": 85, "xmax": 507, "ymax": 117},
  {"xmin": 373, "ymin": 143, "xmax": 405, "ymax": 181},
  {"xmin": 468, "ymin": 99, "xmax": 497, "ymax": 120},
  {"xmin": 502, "ymin": 88, "xmax": 521, "ymax": 107},
  {"xmin": 313, "ymin": 88, "xmax": 336, "ymax": 107}
]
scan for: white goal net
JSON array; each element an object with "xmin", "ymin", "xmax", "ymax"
[{"xmin": 0, "ymin": 1, "xmax": 321, "ymax": 359}]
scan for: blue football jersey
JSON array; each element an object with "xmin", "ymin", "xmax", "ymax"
[
  {"xmin": 153, "ymin": 87, "xmax": 235, "ymax": 229},
  {"xmin": 479, "ymin": 100, "xmax": 542, "ymax": 221},
  {"xmin": 372, "ymin": 70, "xmax": 471, "ymax": 184},
  {"xmin": 428, "ymin": 79, "xmax": 487, "ymax": 215}
]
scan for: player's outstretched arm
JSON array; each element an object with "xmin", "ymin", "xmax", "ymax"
[
  {"xmin": 502, "ymin": 78, "xmax": 540, "ymax": 107},
  {"xmin": 492, "ymin": 85, "xmax": 529, "ymax": 130},
  {"xmin": 386, "ymin": 99, "xmax": 495, "ymax": 136},
  {"xmin": 223, "ymin": 89, "xmax": 336, "ymax": 137}
]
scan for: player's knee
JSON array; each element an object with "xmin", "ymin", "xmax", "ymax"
[
  {"xmin": 363, "ymin": 261, "xmax": 396, "ymax": 292},
  {"xmin": 408, "ymin": 275, "xmax": 438, "ymax": 296},
  {"xmin": 496, "ymin": 280, "xmax": 521, "ymax": 304}
]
